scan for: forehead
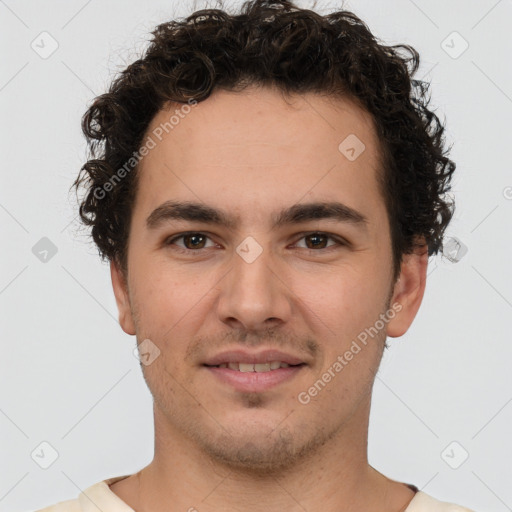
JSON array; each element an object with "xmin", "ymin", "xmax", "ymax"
[
  {"xmin": 134, "ymin": 86, "xmax": 385, "ymax": 227},
  {"xmin": 144, "ymin": 86, "xmax": 378, "ymax": 163}
]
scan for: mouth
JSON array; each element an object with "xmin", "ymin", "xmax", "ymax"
[
  {"xmin": 202, "ymin": 350, "xmax": 308, "ymax": 393},
  {"xmin": 204, "ymin": 361, "xmax": 304, "ymax": 372}
]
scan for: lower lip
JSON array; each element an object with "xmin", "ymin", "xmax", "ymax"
[{"xmin": 204, "ymin": 365, "xmax": 305, "ymax": 393}]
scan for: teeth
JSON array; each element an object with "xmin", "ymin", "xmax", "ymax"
[{"xmin": 216, "ymin": 361, "xmax": 294, "ymax": 372}]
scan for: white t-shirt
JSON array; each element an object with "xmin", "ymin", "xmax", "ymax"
[{"xmin": 32, "ymin": 475, "xmax": 475, "ymax": 512}]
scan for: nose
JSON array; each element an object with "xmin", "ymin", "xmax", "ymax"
[{"xmin": 215, "ymin": 241, "xmax": 293, "ymax": 333}]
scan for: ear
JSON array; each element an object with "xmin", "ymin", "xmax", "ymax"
[
  {"xmin": 110, "ymin": 259, "xmax": 136, "ymax": 335},
  {"xmin": 386, "ymin": 245, "xmax": 429, "ymax": 338}
]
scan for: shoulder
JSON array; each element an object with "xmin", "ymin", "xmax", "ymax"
[
  {"xmin": 406, "ymin": 491, "xmax": 475, "ymax": 512},
  {"xmin": 30, "ymin": 498, "xmax": 81, "ymax": 512},
  {"xmin": 29, "ymin": 474, "xmax": 132, "ymax": 512}
]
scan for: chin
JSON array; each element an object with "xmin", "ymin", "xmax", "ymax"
[{"xmin": 190, "ymin": 419, "xmax": 335, "ymax": 476}]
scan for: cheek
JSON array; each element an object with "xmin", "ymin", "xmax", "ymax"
[
  {"xmin": 131, "ymin": 272, "xmax": 198, "ymax": 334},
  {"xmin": 293, "ymin": 265, "xmax": 387, "ymax": 334}
]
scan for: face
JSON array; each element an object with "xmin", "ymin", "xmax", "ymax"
[{"xmin": 111, "ymin": 86, "xmax": 427, "ymax": 473}]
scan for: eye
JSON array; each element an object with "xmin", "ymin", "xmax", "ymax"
[
  {"xmin": 165, "ymin": 232, "xmax": 217, "ymax": 252},
  {"xmin": 164, "ymin": 231, "xmax": 346, "ymax": 255},
  {"xmin": 293, "ymin": 232, "xmax": 345, "ymax": 251}
]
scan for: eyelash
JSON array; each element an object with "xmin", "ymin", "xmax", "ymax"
[{"xmin": 164, "ymin": 231, "xmax": 346, "ymax": 255}]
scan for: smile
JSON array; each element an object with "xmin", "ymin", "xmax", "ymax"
[
  {"xmin": 204, "ymin": 363, "xmax": 306, "ymax": 393},
  {"xmin": 207, "ymin": 361, "xmax": 299, "ymax": 372}
]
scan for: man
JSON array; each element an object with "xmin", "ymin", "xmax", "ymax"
[{"xmin": 36, "ymin": 0, "xmax": 474, "ymax": 510}]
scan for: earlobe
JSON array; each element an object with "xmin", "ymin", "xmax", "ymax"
[
  {"xmin": 110, "ymin": 260, "xmax": 136, "ymax": 335},
  {"xmin": 386, "ymin": 246, "xmax": 429, "ymax": 338}
]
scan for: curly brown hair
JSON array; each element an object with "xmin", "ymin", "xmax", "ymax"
[{"xmin": 74, "ymin": 0, "xmax": 455, "ymax": 280}]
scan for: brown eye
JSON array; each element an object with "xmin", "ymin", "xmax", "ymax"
[
  {"xmin": 304, "ymin": 233, "xmax": 329, "ymax": 249},
  {"xmin": 294, "ymin": 232, "xmax": 342, "ymax": 250},
  {"xmin": 182, "ymin": 233, "xmax": 207, "ymax": 249},
  {"xmin": 166, "ymin": 232, "xmax": 215, "ymax": 252}
]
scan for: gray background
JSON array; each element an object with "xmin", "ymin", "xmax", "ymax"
[{"xmin": 1, "ymin": 1, "xmax": 511, "ymax": 511}]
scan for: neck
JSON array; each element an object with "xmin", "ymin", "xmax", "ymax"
[{"xmin": 111, "ymin": 395, "xmax": 415, "ymax": 512}]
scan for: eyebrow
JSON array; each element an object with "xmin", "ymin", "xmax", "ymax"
[{"xmin": 146, "ymin": 200, "xmax": 368, "ymax": 231}]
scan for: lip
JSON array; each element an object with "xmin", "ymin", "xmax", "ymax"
[
  {"xmin": 203, "ymin": 349, "xmax": 306, "ymax": 366},
  {"xmin": 204, "ymin": 364, "xmax": 305, "ymax": 393},
  {"xmin": 202, "ymin": 349, "xmax": 307, "ymax": 393}
]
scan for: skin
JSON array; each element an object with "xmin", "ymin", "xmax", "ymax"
[{"xmin": 109, "ymin": 85, "xmax": 428, "ymax": 512}]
